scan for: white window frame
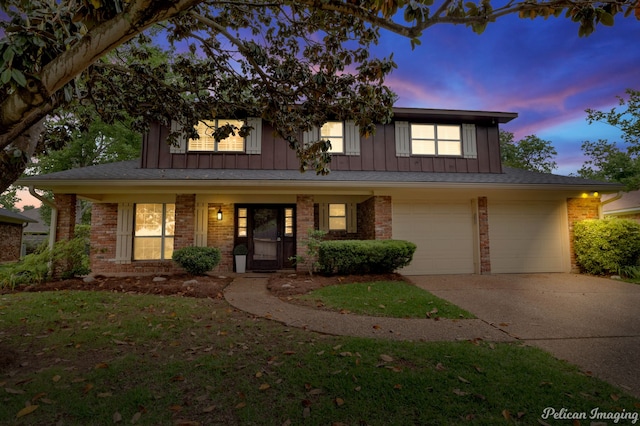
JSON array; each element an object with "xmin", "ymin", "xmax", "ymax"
[
  {"xmin": 188, "ymin": 119, "xmax": 246, "ymax": 153},
  {"xmin": 410, "ymin": 124, "xmax": 462, "ymax": 157},
  {"xmin": 133, "ymin": 203, "xmax": 175, "ymax": 261}
]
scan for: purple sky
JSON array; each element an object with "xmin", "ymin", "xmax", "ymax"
[{"xmin": 374, "ymin": 14, "xmax": 640, "ymax": 175}]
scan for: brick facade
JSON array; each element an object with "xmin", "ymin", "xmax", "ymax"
[
  {"xmin": 207, "ymin": 203, "xmax": 234, "ymax": 272},
  {"xmin": 567, "ymin": 196, "xmax": 601, "ymax": 273},
  {"xmin": 0, "ymin": 223, "xmax": 24, "ymax": 263},
  {"xmin": 477, "ymin": 196, "xmax": 491, "ymax": 274},
  {"xmin": 358, "ymin": 196, "xmax": 392, "ymax": 240},
  {"xmin": 174, "ymin": 194, "xmax": 195, "ymax": 251},
  {"xmin": 296, "ymin": 195, "xmax": 315, "ymax": 272},
  {"xmin": 54, "ymin": 194, "xmax": 77, "ymax": 243}
]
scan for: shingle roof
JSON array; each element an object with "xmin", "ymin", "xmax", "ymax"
[
  {"xmin": 0, "ymin": 208, "xmax": 37, "ymax": 225},
  {"xmin": 19, "ymin": 159, "xmax": 621, "ymax": 190}
]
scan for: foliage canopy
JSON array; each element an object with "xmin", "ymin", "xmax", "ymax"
[{"xmin": 1, "ymin": 0, "xmax": 639, "ymax": 192}]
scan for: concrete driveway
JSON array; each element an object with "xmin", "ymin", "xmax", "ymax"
[{"xmin": 409, "ymin": 273, "xmax": 640, "ymax": 398}]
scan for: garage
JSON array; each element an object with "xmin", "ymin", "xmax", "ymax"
[
  {"xmin": 489, "ymin": 200, "xmax": 568, "ymax": 273},
  {"xmin": 393, "ymin": 201, "xmax": 475, "ymax": 275}
]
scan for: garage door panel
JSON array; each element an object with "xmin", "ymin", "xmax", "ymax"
[
  {"xmin": 489, "ymin": 201, "xmax": 567, "ymax": 273},
  {"xmin": 393, "ymin": 202, "xmax": 474, "ymax": 275}
]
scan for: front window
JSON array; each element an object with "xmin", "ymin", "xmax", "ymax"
[
  {"xmin": 329, "ymin": 203, "xmax": 347, "ymax": 230},
  {"xmin": 411, "ymin": 124, "xmax": 461, "ymax": 156},
  {"xmin": 189, "ymin": 119, "xmax": 245, "ymax": 152},
  {"xmin": 133, "ymin": 204, "xmax": 175, "ymax": 260},
  {"xmin": 321, "ymin": 121, "xmax": 344, "ymax": 153}
]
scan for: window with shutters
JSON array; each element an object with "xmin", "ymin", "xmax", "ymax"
[
  {"xmin": 328, "ymin": 204, "xmax": 347, "ymax": 231},
  {"xmin": 410, "ymin": 124, "xmax": 462, "ymax": 156},
  {"xmin": 133, "ymin": 204, "xmax": 175, "ymax": 260},
  {"xmin": 320, "ymin": 121, "xmax": 344, "ymax": 153},
  {"xmin": 188, "ymin": 119, "xmax": 245, "ymax": 152}
]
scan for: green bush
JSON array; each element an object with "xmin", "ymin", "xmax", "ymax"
[
  {"xmin": 0, "ymin": 229, "xmax": 90, "ymax": 288},
  {"xmin": 574, "ymin": 218, "xmax": 640, "ymax": 275},
  {"xmin": 172, "ymin": 246, "xmax": 221, "ymax": 275},
  {"xmin": 318, "ymin": 240, "xmax": 416, "ymax": 275}
]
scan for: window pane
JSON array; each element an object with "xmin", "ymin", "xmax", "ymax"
[
  {"xmin": 437, "ymin": 125, "xmax": 461, "ymax": 140},
  {"xmin": 238, "ymin": 228, "xmax": 247, "ymax": 237},
  {"xmin": 438, "ymin": 141, "xmax": 462, "ymax": 156},
  {"xmin": 217, "ymin": 119, "xmax": 245, "ymax": 151},
  {"xmin": 134, "ymin": 237, "xmax": 161, "ymax": 260},
  {"xmin": 238, "ymin": 218, "xmax": 247, "ymax": 229},
  {"xmin": 329, "ymin": 204, "xmax": 346, "ymax": 216},
  {"xmin": 412, "ymin": 140, "xmax": 436, "ymax": 155},
  {"xmin": 135, "ymin": 204, "xmax": 163, "ymax": 236},
  {"xmin": 165, "ymin": 204, "xmax": 175, "ymax": 236},
  {"xmin": 189, "ymin": 121, "xmax": 216, "ymax": 151},
  {"xmin": 329, "ymin": 217, "xmax": 346, "ymax": 231},
  {"xmin": 411, "ymin": 124, "xmax": 435, "ymax": 139},
  {"xmin": 321, "ymin": 122, "xmax": 343, "ymax": 138},
  {"xmin": 164, "ymin": 237, "xmax": 174, "ymax": 260},
  {"xmin": 238, "ymin": 208, "xmax": 247, "ymax": 218}
]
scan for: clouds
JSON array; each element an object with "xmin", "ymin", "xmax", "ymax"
[{"xmin": 374, "ymin": 15, "xmax": 640, "ymax": 173}]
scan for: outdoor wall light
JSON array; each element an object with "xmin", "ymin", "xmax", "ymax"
[{"xmin": 217, "ymin": 208, "xmax": 223, "ymax": 221}]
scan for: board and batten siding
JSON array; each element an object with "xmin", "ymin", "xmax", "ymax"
[{"xmin": 142, "ymin": 120, "xmax": 503, "ymax": 173}]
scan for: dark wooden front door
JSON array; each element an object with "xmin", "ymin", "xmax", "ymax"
[{"xmin": 237, "ymin": 205, "xmax": 295, "ymax": 271}]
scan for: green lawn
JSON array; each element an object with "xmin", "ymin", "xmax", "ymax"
[
  {"xmin": 299, "ymin": 280, "xmax": 475, "ymax": 319},
  {"xmin": 0, "ymin": 290, "xmax": 638, "ymax": 425}
]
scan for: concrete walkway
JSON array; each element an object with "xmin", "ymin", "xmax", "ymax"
[{"xmin": 224, "ymin": 273, "xmax": 640, "ymax": 398}]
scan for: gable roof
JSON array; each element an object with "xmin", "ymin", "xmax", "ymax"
[
  {"xmin": 20, "ymin": 208, "xmax": 49, "ymax": 234},
  {"xmin": 0, "ymin": 208, "xmax": 37, "ymax": 225},
  {"xmin": 19, "ymin": 159, "xmax": 623, "ymax": 192}
]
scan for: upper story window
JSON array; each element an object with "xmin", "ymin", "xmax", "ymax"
[
  {"xmin": 410, "ymin": 124, "xmax": 462, "ymax": 156},
  {"xmin": 321, "ymin": 121, "xmax": 344, "ymax": 153},
  {"xmin": 189, "ymin": 119, "xmax": 245, "ymax": 152}
]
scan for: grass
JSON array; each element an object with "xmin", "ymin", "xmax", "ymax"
[
  {"xmin": 0, "ymin": 290, "xmax": 638, "ymax": 425},
  {"xmin": 299, "ymin": 280, "xmax": 475, "ymax": 319}
]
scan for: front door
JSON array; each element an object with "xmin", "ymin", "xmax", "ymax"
[{"xmin": 237, "ymin": 205, "xmax": 296, "ymax": 271}]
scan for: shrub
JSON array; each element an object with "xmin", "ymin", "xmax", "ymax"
[
  {"xmin": 172, "ymin": 246, "xmax": 221, "ymax": 275},
  {"xmin": 290, "ymin": 229, "xmax": 326, "ymax": 275},
  {"xmin": 233, "ymin": 244, "xmax": 248, "ymax": 255},
  {"xmin": 574, "ymin": 218, "xmax": 640, "ymax": 275},
  {"xmin": 318, "ymin": 239, "xmax": 416, "ymax": 275},
  {"xmin": 0, "ymin": 229, "xmax": 90, "ymax": 288}
]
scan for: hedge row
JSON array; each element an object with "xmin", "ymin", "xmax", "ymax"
[
  {"xmin": 317, "ymin": 239, "xmax": 416, "ymax": 275},
  {"xmin": 574, "ymin": 218, "xmax": 640, "ymax": 275}
]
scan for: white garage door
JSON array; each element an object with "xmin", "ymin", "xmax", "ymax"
[
  {"xmin": 489, "ymin": 201, "xmax": 567, "ymax": 273},
  {"xmin": 393, "ymin": 201, "xmax": 475, "ymax": 275}
]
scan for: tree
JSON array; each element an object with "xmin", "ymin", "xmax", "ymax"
[
  {"xmin": 1, "ymin": 0, "xmax": 639, "ymax": 192},
  {"xmin": 578, "ymin": 89, "xmax": 640, "ymax": 190},
  {"xmin": 0, "ymin": 186, "xmax": 20, "ymax": 212},
  {"xmin": 500, "ymin": 131, "xmax": 558, "ymax": 173}
]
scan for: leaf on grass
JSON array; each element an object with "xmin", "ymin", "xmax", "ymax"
[
  {"xmin": 537, "ymin": 419, "xmax": 552, "ymax": 426},
  {"xmin": 83, "ymin": 383, "xmax": 94, "ymax": 394},
  {"xmin": 283, "ymin": 351, "xmax": 296, "ymax": 355},
  {"xmin": 16, "ymin": 405, "xmax": 38, "ymax": 418},
  {"xmin": 255, "ymin": 371, "xmax": 263, "ymax": 378},
  {"xmin": 611, "ymin": 393, "xmax": 620, "ymax": 401},
  {"xmin": 502, "ymin": 409, "xmax": 511, "ymax": 420},
  {"xmin": 169, "ymin": 405, "xmax": 182, "ymax": 412},
  {"xmin": 95, "ymin": 362, "xmax": 109, "ymax": 369},
  {"xmin": 235, "ymin": 402, "xmax": 246, "ymax": 409},
  {"xmin": 5, "ymin": 388, "xmax": 25, "ymax": 394},
  {"xmin": 98, "ymin": 392, "xmax": 113, "ymax": 398},
  {"xmin": 354, "ymin": 386, "xmax": 361, "ymax": 392},
  {"xmin": 316, "ymin": 350, "xmax": 325, "ymax": 355},
  {"xmin": 435, "ymin": 363, "xmax": 446, "ymax": 371},
  {"xmin": 453, "ymin": 389, "xmax": 468, "ymax": 396},
  {"xmin": 259, "ymin": 383, "xmax": 270, "ymax": 391},
  {"xmin": 302, "ymin": 406, "xmax": 310, "ymax": 418},
  {"xmin": 202, "ymin": 405, "xmax": 216, "ymax": 413},
  {"xmin": 113, "ymin": 411, "xmax": 122, "ymax": 423},
  {"xmin": 282, "ymin": 419, "xmax": 291, "ymax": 426},
  {"xmin": 335, "ymin": 397, "xmax": 345, "ymax": 407},
  {"xmin": 171, "ymin": 375, "xmax": 185, "ymax": 382},
  {"xmin": 393, "ymin": 384, "xmax": 402, "ymax": 390},
  {"xmin": 307, "ymin": 388, "xmax": 323, "ymax": 396},
  {"xmin": 339, "ymin": 352, "xmax": 352, "ymax": 357},
  {"xmin": 458, "ymin": 376, "xmax": 470, "ymax": 384},
  {"xmin": 379, "ymin": 354, "xmax": 394, "ymax": 362},
  {"xmin": 130, "ymin": 411, "xmax": 141, "ymax": 423},
  {"xmin": 31, "ymin": 392, "xmax": 47, "ymax": 402},
  {"xmin": 378, "ymin": 304, "xmax": 385, "ymax": 309}
]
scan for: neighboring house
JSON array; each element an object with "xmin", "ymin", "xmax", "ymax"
[
  {"xmin": 0, "ymin": 208, "xmax": 36, "ymax": 263},
  {"xmin": 19, "ymin": 107, "xmax": 622, "ymax": 276},
  {"xmin": 602, "ymin": 191, "xmax": 640, "ymax": 222},
  {"xmin": 20, "ymin": 208, "xmax": 49, "ymax": 254}
]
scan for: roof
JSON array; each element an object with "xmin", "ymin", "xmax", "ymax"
[
  {"xmin": 20, "ymin": 208, "xmax": 49, "ymax": 234},
  {"xmin": 0, "ymin": 208, "xmax": 37, "ymax": 225},
  {"xmin": 18, "ymin": 160, "xmax": 623, "ymax": 192},
  {"xmin": 392, "ymin": 107, "xmax": 518, "ymax": 124}
]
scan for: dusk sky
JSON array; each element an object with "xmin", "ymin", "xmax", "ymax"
[{"xmin": 374, "ymin": 14, "xmax": 640, "ymax": 175}]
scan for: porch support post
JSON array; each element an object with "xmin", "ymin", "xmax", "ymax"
[
  {"xmin": 567, "ymin": 196, "xmax": 600, "ymax": 273},
  {"xmin": 52, "ymin": 193, "xmax": 77, "ymax": 278},
  {"xmin": 373, "ymin": 196, "xmax": 392, "ymax": 240},
  {"xmin": 174, "ymin": 194, "xmax": 196, "ymax": 250},
  {"xmin": 296, "ymin": 195, "xmax": 314, "ymax": 273},
  {"xmin": 477, "ymin": 196, "xmax": 491, "ymax": 274}
]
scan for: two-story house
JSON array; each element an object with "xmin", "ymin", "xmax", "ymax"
[{"xmin": 21, "ymin": 107, "xmax": 621, "ymax": 276}]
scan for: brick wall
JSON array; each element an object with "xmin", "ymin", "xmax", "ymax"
[
  {"xmin": 174, "ymin": 194, "xmax": 195, "ymax": 250},
  {"xmin": 363, "ymin": 196, "xmax": 392, "ymax": 240},
  {"xmin": 90, "ymin": 203, "xmax": 182, "ymax": 276},
  {"xmin": 567, "ymin": 197, "xmax": 601, "ymax": 273},
  {"xmin": 0, "ymin": 223, "xmax": 23, "ymax": 263},
  {"xmin": 477, "ymin": 196, "xmax": 491, "ymax": 274},
  {"xmin": 296, "ymin": 195, "xmax": 314, "ymax": 272},
  {"xmin": 55, "ymin": 194, "xmax": 76, "ymax": 243},
  {"xmin": 207, "ymin": 203, "xmax": 234, "ymax": 272}
]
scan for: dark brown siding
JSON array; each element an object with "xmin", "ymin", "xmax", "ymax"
[{"xmin": 142, "ymin": 121, "xmax": 504, "ymax": 173}]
